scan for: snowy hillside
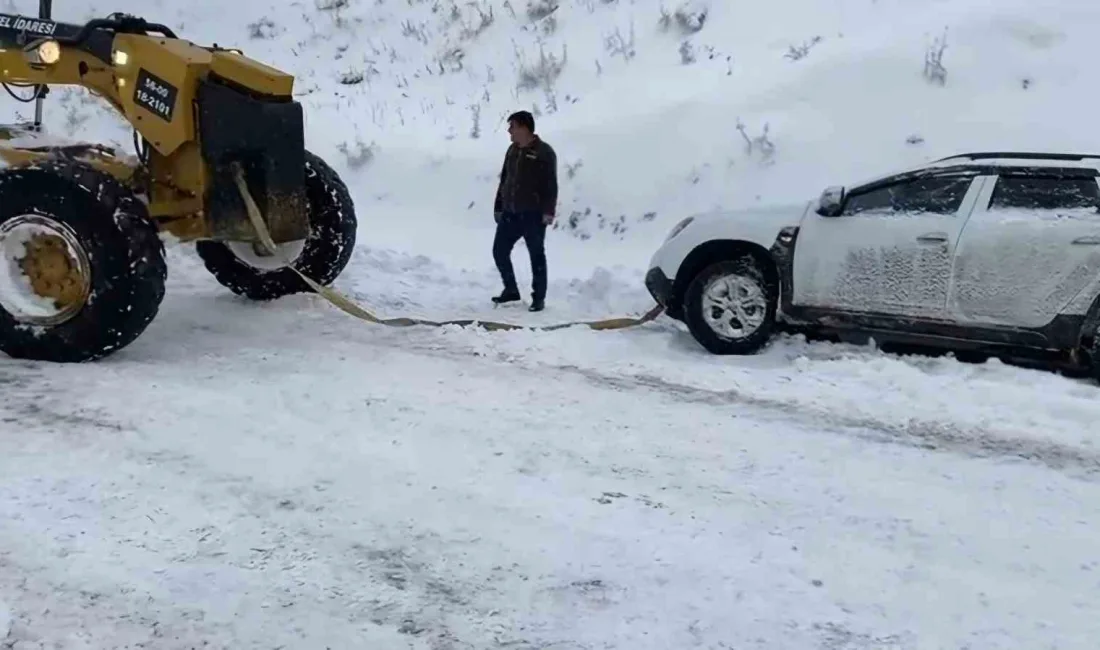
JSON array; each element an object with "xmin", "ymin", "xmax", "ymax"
[
  {"xmin": 15, "ymin": 0, "xmax": 1100, "ymax": 271},
  {"xmin": 2, "ymin": 0, "xmax": 1100, "ymax": 648}
]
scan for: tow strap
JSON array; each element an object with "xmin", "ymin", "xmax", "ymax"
[{"xmin": 232, "ymin": 164, "xmax": 665, "ymax": 332}]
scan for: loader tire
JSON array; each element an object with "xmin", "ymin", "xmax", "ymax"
[
  {"xmin": 0, "ymin": 162, "xmax": 167, "ymax": 362},
  {"xmin": 195, "ymin": 150, "xmax": 357, "ymax": 301}
]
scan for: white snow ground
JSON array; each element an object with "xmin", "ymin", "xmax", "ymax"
[{"xmin": 2, "ymin": 0, "xmax": 1100, "ymax": 647}]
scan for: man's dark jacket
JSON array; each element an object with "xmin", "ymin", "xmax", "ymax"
[{"xmin": 494, "ymin": 136, "xmax": 558, "ymax": 218}]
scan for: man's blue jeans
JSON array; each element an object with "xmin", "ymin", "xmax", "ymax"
[{"xmin": 493, "ymin": 211, "xmax": 547, "ymax": 300}]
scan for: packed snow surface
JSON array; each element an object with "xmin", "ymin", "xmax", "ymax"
[{"xmin": 2, "ymin": 0, "xmax": 1100, "ymax": 647}]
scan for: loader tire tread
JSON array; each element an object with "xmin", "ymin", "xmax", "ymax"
[{"xmin": 0, "ymin": 161, "xmax": 167, "ymax": 362}]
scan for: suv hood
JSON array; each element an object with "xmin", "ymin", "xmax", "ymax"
[{"xmin": 692, "ymin": 200, "xmax": 812, "ymax": 226}]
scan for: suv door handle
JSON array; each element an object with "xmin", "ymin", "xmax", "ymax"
[
  {"xmin": 1072, "ymin": 236, "xmax": 1100, "ymax": 245},
  {"xmin": 916, "ymin": 232, "xmax": 948, "ymax": 243}
]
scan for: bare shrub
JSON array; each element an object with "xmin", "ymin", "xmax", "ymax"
[
  {"xmin": 338, "ymin": 139, "xmax": 376, "ymax": 170},
  {"xmin": 679, "ymin": 40, "xmax": 695, "ymax": 64},
  {"xmin": 604, "ymin": 24, "xmax": 636, "ymax": 61},
  {"xmin": 784, "ymin": 36, "xmax": 823, "ymax": 61},
  {"xmin": 538, "ymin": 14, "xmax": 558, "ymax": 35},
  {"xmin": 401, "ymin": 19, "xmax": 430, "ymax": 44},
  {"xmin": 658, "ymin": 1, "xmax": 707, "ymax": 35},
  {"xmin": 923, "ymin": 28, "xmax": 948, "ymax": 86},
  {"xmin": 459, "ymin": 2, "xmax": 495, "ymax": 40},
  {"xmin": 526, "ymin": 0, "xmax": 559, "ymax": 21},
  {"xmin": 339, "ymin": 70, "xmax": 365, "ymax": 85},
  {"xmin": 735, "ymin": 119, "xmax": 776, "ymax": 162},
  {"xmin": 515, "ymin": 40, "xmax": 567, "ymax": 91},
  {"xmin": 565, "ymin": 159, "xmax": 583, "ymax": 179},
  {"xmin": 434, "ymin": 45, "xmax": 466, "ymax": 73},
  {"xmin": 247, "ymin": 17, "xmax": 278, "ymax": 39},
  {"xmin": 469, "ymin": 103, "xmax": 482, "ymax": 139}
]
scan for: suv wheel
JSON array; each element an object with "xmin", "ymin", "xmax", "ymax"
[{"xmin": 682, "ymin": 256, "xmax": 777, "ymax": 355}]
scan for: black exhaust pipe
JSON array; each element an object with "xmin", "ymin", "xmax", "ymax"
[{"xmin": 32, "ymin": 0, "xmax": 52, "ymax": 131}]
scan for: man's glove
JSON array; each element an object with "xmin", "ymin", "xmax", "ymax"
[
  {"xmin": 542, "ymin": 214, "xmax": 555, "ymax": 225},
  {"xmin": 494, "ymin": 211, "xmax": 503, "ymax": 223}
]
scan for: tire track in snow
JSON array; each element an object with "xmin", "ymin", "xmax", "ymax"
[
  {"xmin": 0, "ymin": 400, "xmax": 513, "ymax": 648},
  {"xmin": 398, "ymin": 335, "xmax": 1100, "ymax": 480},
  {"xmin": 575, "ymin": 367, "xmax": 1100, "ymax": 479},
  {"xmin": 0, "ymin": 354, "xmax": 661, "ymax": 649}
]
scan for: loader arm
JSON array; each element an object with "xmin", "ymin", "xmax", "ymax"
[{"xmin": 0, "ymin": 11, "xmax": 309, "ymax": 244}]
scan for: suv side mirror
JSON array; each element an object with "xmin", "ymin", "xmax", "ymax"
[{"xmin": 815, "ymin": 185, "xmax": 845, "ymax": 217}]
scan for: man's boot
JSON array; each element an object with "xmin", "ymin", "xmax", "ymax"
[
  {"xmin": 528, "ymin": 296, "xmax": 544, "ymax": 312},
  {"xmin": 492, "ymin": 289, "xmax": 521, "ymax": 304}
]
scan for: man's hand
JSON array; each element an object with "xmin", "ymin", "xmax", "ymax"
[
  {"xmin": 495, "ymin": 211, "xmax": 503, "ymax": 224},
  {"xmin": 542, "ymin": 213, "xmax": 555, "ymax": 225}
]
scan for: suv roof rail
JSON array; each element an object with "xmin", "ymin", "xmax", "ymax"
[{"xmin": 932, "ymin": 151, "xmax": 1100, "ymax": 163}]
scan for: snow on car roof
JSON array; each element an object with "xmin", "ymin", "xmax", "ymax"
[
  {"xmin": 925, "ymin": 152, "xmax": 1100, "ymax": 170},
  {"xmin": 840, "ymin": 152, "xmax": 1100, "ymax": 192}
]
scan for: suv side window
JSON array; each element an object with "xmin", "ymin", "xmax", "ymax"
[
  {"xmin": 989, "ymin": 176, "xmax": 1100, "ymax": 211},
  {"xmin": 841, "ymin": 176, "xmax": 973, "ymax": 216}
]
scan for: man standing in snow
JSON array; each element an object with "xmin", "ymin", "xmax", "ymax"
[{"xmin": 492, "ymin": 110, "xmax": 558, "ymax": 312}]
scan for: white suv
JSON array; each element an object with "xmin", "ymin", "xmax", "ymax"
[{"xmin": 645, "ymin": 152, "xmax": 1100, "ymax": 377}]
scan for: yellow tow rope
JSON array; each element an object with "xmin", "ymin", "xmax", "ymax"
[{"xmin": 232, "ymin": 164, "xmax": 664, "ymax": 332}]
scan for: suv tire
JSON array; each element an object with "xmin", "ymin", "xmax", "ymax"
[{"xmin": 683, "ymin": 255, "xmax": 777, "ymax": 355}]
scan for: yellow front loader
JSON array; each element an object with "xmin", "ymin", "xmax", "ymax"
[{"xmin": 0, "ymin": 2, "xmax": 357, "ymax": 362}]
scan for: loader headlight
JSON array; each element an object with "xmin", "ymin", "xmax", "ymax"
[
  {"xmin": 665, "ymin": 216, "xmax": 694, "ymax": 242},
  {"xmin": 112, "ymin": 49, "xmax": 129, "ymax": 66},
  {"xmin": 37, "ymin": 40, "xmax": 60, "ymax": 64},
  {"xmin": 25, "ymin": 39, "xmax": 60, "ymax": 65}
]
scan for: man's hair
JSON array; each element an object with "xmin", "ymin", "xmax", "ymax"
[{"xmin": 507, "ymin": 110, "xmax": 535, "ymax": 133}]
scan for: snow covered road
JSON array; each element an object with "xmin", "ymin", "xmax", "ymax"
[{"xmin": 1, "ymin": 253, "xmax": 1098, "ymax": 649}]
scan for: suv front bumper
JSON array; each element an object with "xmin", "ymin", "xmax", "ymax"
[
  {"xmin": 644, "ymin": 267, "xmax": 672, "ymax": 305},
  {"xmin": 645, "ymin": 266, "xmax": 681, "ymax": 319}
]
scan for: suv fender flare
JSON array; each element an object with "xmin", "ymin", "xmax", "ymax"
[{"xmin": 1077, "ymin": 292, "xmax": 1100, "ymax": 351}]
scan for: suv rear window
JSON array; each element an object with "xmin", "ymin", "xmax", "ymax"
[{"xmin": 989, "ymin": 176, "xmax": 1100, "ymax": 211}]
